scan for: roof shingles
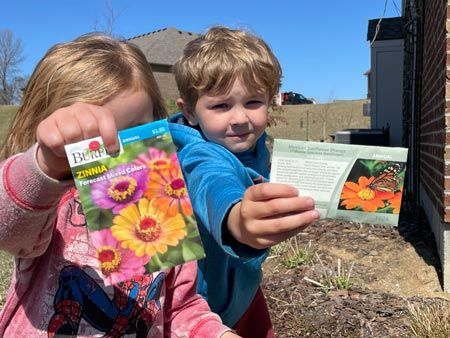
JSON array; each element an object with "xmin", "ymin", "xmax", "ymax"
[
  {"xmin": 367, "ymin": 16, "xmax": 404, "ymax": 42},
  {"xmin": 128, "ymin": 27, "xmax": 199, "ymax": 66}
]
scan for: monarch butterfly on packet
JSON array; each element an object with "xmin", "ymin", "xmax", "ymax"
[{"xmin": 368, "ymin": 163, "xmax": 403, "ymax": 193}]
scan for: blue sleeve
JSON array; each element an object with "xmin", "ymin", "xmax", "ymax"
[{"xmin": 178, "ymin": 143, "xmax": 267, "ymax": 259}]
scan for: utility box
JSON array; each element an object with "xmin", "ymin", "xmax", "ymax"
[{"xmin": 334, "ymin": 128, "xmax": 389, "ymax": 146}]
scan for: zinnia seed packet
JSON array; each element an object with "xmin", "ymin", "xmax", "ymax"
[{"xmin": 64, "ymin": 119, "xmax": 205, "ymax": 286}]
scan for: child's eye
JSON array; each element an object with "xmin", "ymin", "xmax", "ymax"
[
  {"xmin": 211, "ymin": 103, "xmax": 228, "ymax": 110},
  {"xmin": 246, "ymin": 100, "xmax": 265, "ymax": 107}
]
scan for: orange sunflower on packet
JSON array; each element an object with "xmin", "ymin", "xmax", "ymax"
[
  {"xmin": 340, "ymin": 176, "xmax": 395, "ymax": 212},
  {"xmin": 386, "ymin": 189, "xmax": 403, "ymax": 214}
]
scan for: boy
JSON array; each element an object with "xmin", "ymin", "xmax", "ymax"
[{"xmin": 169, "ymin": 26, "xmax": 320, "ymax": 337}]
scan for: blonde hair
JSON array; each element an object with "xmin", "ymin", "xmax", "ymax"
[
  {"xmin": 1, "ymin": 32, "xmax": 167, "ymax": 159},
  {"xmin": 173, "ymin": 26, "xmax": 282, "ymax": 109}
]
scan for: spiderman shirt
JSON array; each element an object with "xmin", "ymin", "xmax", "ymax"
[{"xmin": 0, "ymin": 145, "xmax": 230, "ymax": 337}]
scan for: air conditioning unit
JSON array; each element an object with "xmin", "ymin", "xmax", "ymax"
[{"xmin": 334, "ymin": 128, "xmax": 389, "ymax": 146}]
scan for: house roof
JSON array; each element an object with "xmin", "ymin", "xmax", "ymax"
[
  {"xmin": 128, "ymin": 27, "xmax": 199, "ymax": 66},
  {"xmin": 367, "ymin": 16, "xmax": 405, "ymax": 42}
]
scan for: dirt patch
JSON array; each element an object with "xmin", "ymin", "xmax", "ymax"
[{"xmin": 262, "ymin": 208, "xmax": 450, "ymax": 337}]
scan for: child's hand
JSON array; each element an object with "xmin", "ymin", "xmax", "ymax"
[
  {"xmin": 227, "ymin": 182, "xmax": 320, "ymax": 249},
  {"xmin": 36, "ymin": 102, "xmax": 119, "ymax": 180}
]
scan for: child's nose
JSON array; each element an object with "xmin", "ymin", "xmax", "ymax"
[{"xmin": 230, "ymin": 108, "xmax": 249, "ymax": 125}]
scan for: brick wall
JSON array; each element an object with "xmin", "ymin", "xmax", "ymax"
[
  {"xmin": 420, "ymin": 0, "xmax": 447, "ymax": 220},
  {"xmin": 446, "ymin": 2, "xmax": 450, "ymax": 221}
]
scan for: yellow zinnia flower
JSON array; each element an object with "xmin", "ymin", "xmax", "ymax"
[{"xmin": 111, "ymin": 198, "xmax": 187, "ymax": 257}]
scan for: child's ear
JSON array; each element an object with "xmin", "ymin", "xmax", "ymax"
[{"xmin": 177, "ymin": 98, "xmax": 198, "ymax": 126}]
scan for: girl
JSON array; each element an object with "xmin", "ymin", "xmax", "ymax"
[{"xmin": 0, "ymin": 33, "xmax": 238, "ymax": 338}]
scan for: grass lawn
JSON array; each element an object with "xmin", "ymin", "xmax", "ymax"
[
  {"xmin": 0, "ymin": 106, "xmax": 17, "ymax": 308},
  {"xmin": 0, "ymin": 251, "xmax": 13, "ymax": 308},
  {"xmin": 0, "ymin": 105, "xmax": 18, "ymax": 146},
  {"xmin": 267, "ymin": 99, "xmax": 370, "ymax": 142}
]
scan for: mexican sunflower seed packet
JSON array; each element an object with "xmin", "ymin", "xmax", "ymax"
[
  {"xmin": 65, "ymin": 119, "xmax": 205, "ymax": 285},
  {"xmin": 270, "ymin": 139, "xmax": 408, "ymax": 227}
]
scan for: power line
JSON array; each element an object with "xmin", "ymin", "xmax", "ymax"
[
  {"xmin": 370, "ymin": 0, "xmax": 389, "ymax": 47},
  {"xmin": 391, "ymin": 0, "xmax": 402, "ymax": 16}
]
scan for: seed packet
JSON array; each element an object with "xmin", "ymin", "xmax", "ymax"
[
  {"xmin": 270, "ymin": 139, "xmax": 408, "ymax": 226},
  {"xmin": 64, "ymin": 119, "xmax": 205, "ymax": 285}
]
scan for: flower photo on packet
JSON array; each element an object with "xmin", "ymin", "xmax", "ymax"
[
  {"xmin": 338, "ymin": 160, "xmax": 405, "ymax": 214},
  {"xmin": 65, "ymin": 119, "xmax": 205, "ymax": 286}
]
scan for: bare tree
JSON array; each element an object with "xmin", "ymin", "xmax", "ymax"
[
  {"xmin": 333, "ymin": 110, "xmax": 354, "ymax": 130},
  {"xmin": 315, "ymin": 92, "xmax": 336, "ymax": 141},
  {"xmin": 0, "ymin": 29, "xmax": 24, "ymax": 104},
  {"xmin": 93, "ymin": 0, "xmax": 126, "ymax": 37},
  {"xmin": 316, "ymin": 102, "xmax": 332, "ymax": 142},
  {"xmin": 11, "ymin": 75, "xmax": 29, "ymax": 103}
]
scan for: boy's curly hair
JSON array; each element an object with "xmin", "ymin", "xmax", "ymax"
[{"xmin": 173, "ymin": 26, "xmax": 282, "ymax": 109}]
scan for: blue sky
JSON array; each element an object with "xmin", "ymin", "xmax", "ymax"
[{"xmin": 1, "ymin": 0, "xmax": 401, "ymax": 103}]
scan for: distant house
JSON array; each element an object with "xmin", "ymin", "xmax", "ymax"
[
  {"xmin": 366, "ymin": 17, "xmax": 405, "ymax": 146},
  {"xmin": 128, "ymin": 27, "xmax": 199, "ymax": 100}
]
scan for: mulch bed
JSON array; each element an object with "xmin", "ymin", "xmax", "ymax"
[{"xmin": 262, "ymin": 208, "xmax": 448, "ymax": 337}]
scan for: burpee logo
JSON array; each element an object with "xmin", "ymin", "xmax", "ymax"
[{"xmin": 65, "ymin": 137, "xmax": 110, "ymax": 167}]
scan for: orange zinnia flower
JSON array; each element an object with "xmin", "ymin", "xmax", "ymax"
[
  {"xmin": 340, "ymin": 176, "xmax": 395, "ymax": 212},
  {"xmin": 145, "ymin": 164, "xmax": 193, "ymax": 216},
  {"xmin": 387, "ymin": 189, "xmax": 403, "ymax": 214}
]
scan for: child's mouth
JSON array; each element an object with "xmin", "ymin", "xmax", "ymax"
[{"xmin": 228, "ymin": 132, "xmax": 250, "ymax": 139}]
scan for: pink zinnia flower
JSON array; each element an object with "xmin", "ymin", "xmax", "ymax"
[
  {"xmin": 90, "ymin": 229, "xmax": 150, "ymax": 286},
  {"xmin": 91, "ymin": 164, "xmax": 148, "ymax": 214},
  {"xmin": 135, "ymin": 147, "xmax": 178, "ymax": 173}
]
